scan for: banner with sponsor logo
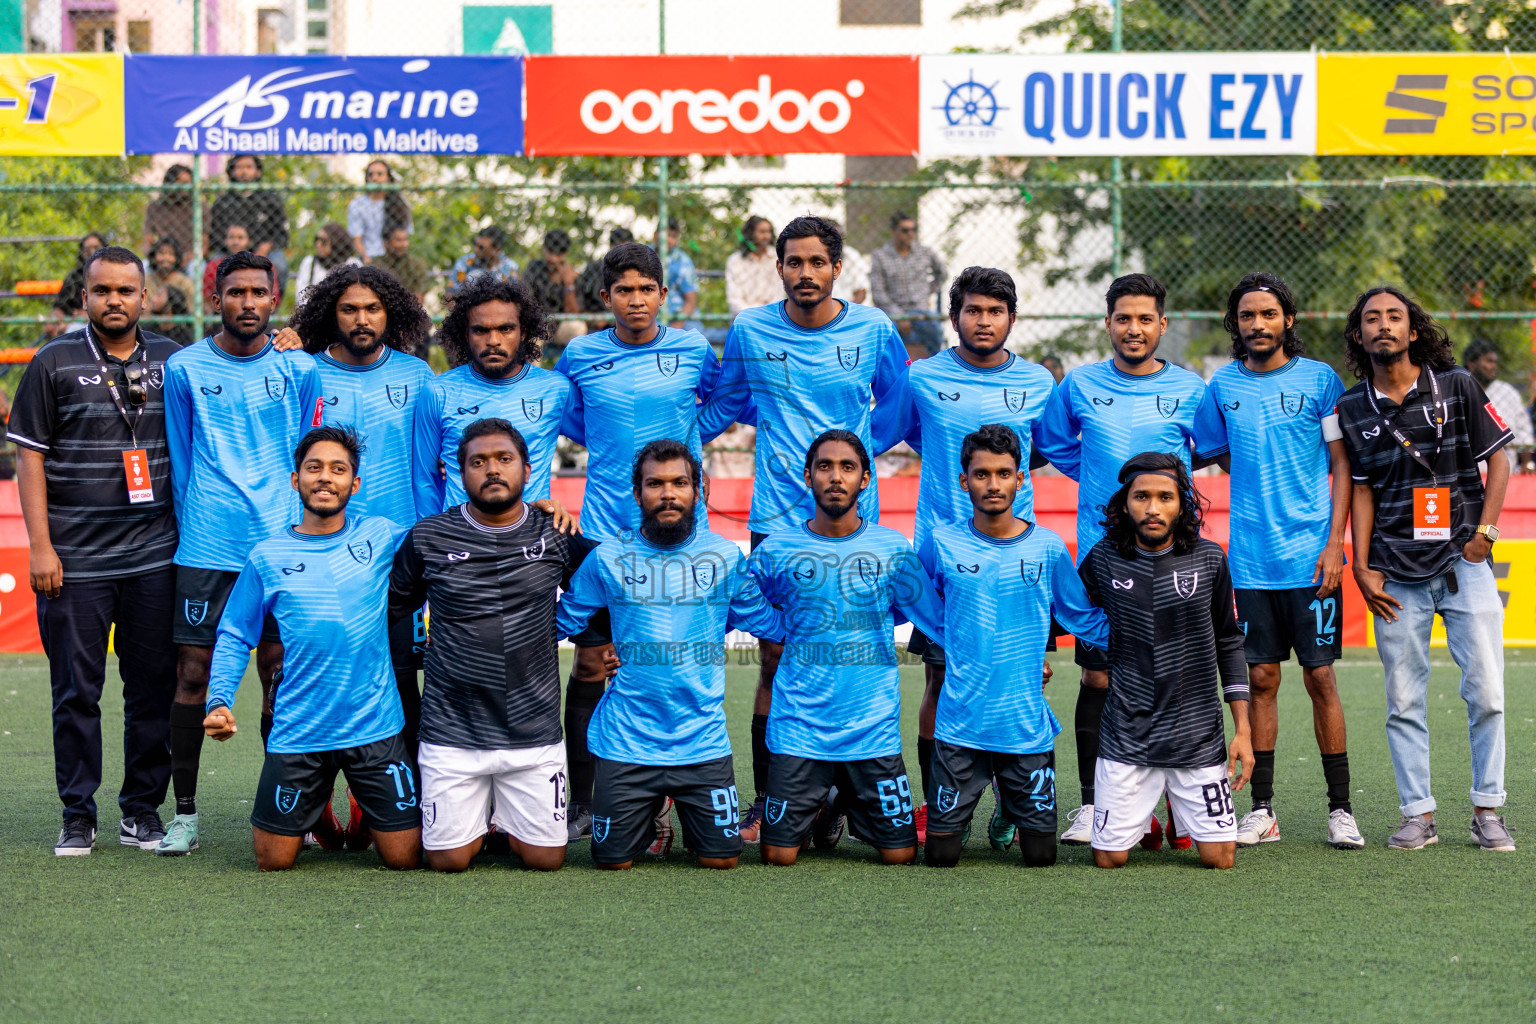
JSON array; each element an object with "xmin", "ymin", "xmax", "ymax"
[
  {"xmin": 1318, "ymin": 52, "xmax": 1536, "ymax": 155},
  {"xmin": 523, "ymin": 55, "xmax": 918, "ymax": 156},
  {"xmin": 919, "ymin": 53, "xmax": 1317, "ymax": 157},
  {"xmin": 0, "ymin": 54, "xmax": 122, "ymax": 156},
  {"xmin": 122, "ymin": 55, "xmax": 522, "ymax": 156}
]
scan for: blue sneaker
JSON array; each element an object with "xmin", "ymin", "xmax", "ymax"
[{"xmin": 155, "ymin": 813, "xmax": 199, "ymax": 856}]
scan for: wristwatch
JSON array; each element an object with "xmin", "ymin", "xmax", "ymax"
[{"xmin": 1476, "ymin": 524, "xmax": 1500, "ymax": 543}]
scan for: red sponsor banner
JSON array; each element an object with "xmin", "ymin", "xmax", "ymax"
[{"xmin": 524, "ymin": 55, "xmax": 918, "ymax": 156}]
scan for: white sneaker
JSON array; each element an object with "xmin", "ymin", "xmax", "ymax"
[
  {"xmin": 1327, "ymin": 808, "xmax": 1365, "ymax": 849},
  {"xmin": 1235, "ymin": 806, "xmax": 1280, "ymax": 846},
  {"xmin": 1060, "ymin": 804, "xmax": 1093, "ymax": 846}
]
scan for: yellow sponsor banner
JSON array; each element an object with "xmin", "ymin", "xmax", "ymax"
[
  {"xmin": 1363, "ymin": 540, "xmax": 1536, "ymax": 647},
  {"xmin": 0, "ymin": 54, "xmax": 122, "ymax": 156},
  {"xmin": 1318, "ymin": 52, "xmax": 1536, "ymax": 155}
]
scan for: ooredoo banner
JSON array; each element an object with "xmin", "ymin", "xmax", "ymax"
[
  {"xmin": 523, "ymin": 55, "xmax": 918, "ymax": 156},
  {"xmin": 123, "ymin": 55, "xmax": 523, "ymax": 155},
  {"xmin": 920, "ymin": 53, "xmax": 1317, "ymax": 157}
]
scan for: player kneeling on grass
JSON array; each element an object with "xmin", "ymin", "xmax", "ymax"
[
  {"xmin": 917, "ymin": 425, "xmax": 1109, "ymax": 868},
  {"xmin": 555, "ymin": 439, "xmax": 783, "ymax": 870},
  {"xmin": 750, "ymin": 430, "xmax": 946, "ymax": 867},
  {"xmin": 203, "ymin": 427, "xmax": 421, "ymax": 871},
  {"xmin": 1081, "ymin": 452, "xmax": 1253, "ymax": 870}
]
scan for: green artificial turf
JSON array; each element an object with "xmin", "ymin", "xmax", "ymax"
[{"xmin": 1, "ymin": 650, "xmax": 1533, "ymax": 1023}]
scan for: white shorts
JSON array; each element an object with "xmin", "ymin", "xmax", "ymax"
[
  {"xmin": 1091, "ymin": 758, "xmax": 1237, "ymax": 852},
  {"xmin": 418, "ymin": 740, "xmax": 568, "ymax": 851}
]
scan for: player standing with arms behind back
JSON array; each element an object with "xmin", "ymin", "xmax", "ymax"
[{"xmin": 1193, "ymin": 273, "xmax": 1362, "ymax": 849}]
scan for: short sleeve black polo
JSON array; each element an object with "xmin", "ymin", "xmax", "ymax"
[
  {"xmin": 1335, "ymin": 365, "xmax": 1511, "ymax": 584},
  {"xmin": 7, "ymin": 327, "xmax": 182, "ymax": 580}
]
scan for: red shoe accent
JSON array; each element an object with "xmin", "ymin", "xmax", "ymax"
[
  {"xmin": 1139, "ymin": 812, "xmax": 1164, "ymax": 851},
  {"xmin": 915, "ymin": 803, "xmax": 928, "ymax": 846},
  {"xmin": 1166, "ymin": 805, "xmax": 1192, "ymax": 850},
  {"xmin": 343, "ymin": 788, "xmax": 373, "ymax": 851},
  {"xmin": 313, "ymin": 797, "xmax": 346, "ymax": 851}
]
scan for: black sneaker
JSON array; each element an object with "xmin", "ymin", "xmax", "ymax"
[
  {"xmin": 812, "ymin": 799, "xmax": 846, "ymax": 851},
  {"xmin": 54, "ymin": 818, "xmax": 96, "ymax": 856},
  {"xmin": 120, "ymin": 810, "xmax": 167, "ymax": 850},
  {"xmin": 567, "ymin": 802, "xmax": 593, "ymax": 842}
]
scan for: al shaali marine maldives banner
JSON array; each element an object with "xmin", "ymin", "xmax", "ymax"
[{"xmin": 123, "ymin": 55, "xmax": 523, "ymax": 155}]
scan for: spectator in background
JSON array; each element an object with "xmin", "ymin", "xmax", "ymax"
[
  {"xmin": 207, "ymin": 154, "xmax": 290, "ymax": 292},
  {"xmin": 447, "ymin": 225, "xmax": 517, "ymax": 304},
  {"xmin": 53, "ymin": 232, "xmax": 107, "ymax": 320},
  {"xmin": 870, "ymin": 211, "xmax": 947, "ymax": 360},
  {"xmin": 292, "ymin": 223, "xmax": 358, "ymax": 305},
  {"xmin": 662, "ymin": 218, "xmax": 700, "ymax": 327},
  {"xmin": 1041, "ymin": 354, "xmax": 1065, "ymax": 384},
  {"xmin": 372, "ymin": 226, "xmax": 431, "ymax": 305},
  {"xmin": 577, "ymin": 227, "xmax": 632, "ymax": 331},
  {"xmin": 1463, "ymin": 338, "xmax": 1535, "ymax": 472},
  {"xmin": 829, "ymin": 219, "xmax": 869, "ymax": 306},
  {"xmin": 201, "ymin": 224, "xmax": 257, "ymax": 306},
  {"xmin": 144, "ymin": 237, "xmax": 195, "ymax": 345},
  {"xmin": 521, "ymin": 229, "xmax": 585, "ymax": 354},
  {"xmin": 725, "ymin": 215, "xmax": 779, "ymax": 316},
  {"xmin": 142, "ymin": 165, "xmax": 196, "ymax": 267},
  {"xmin": 348, "ymin": 159, "xmax": 412, "ymax": 263}
]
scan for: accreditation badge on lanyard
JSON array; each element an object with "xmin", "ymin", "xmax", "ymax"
[
  {"xmin": 1366, "ymin": 367, "xmax": 1449, "ymax": 541},
  {"xmin": 84, "ymin": 325, "xmax": 153, "ymax": 504}
]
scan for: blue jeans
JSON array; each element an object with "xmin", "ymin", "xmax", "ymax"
[
  {"xmin": 905, "ymin": 310, "xmax": 944, "ymax": 356},
  {"xmin": 1374, "ymin": 556, "xmax": 1506, "ymax": 816}
]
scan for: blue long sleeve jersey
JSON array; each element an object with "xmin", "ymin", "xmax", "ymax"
[
  {"xmin": 163, "ymin": 337, "xmax": 324, "ymax": 571},
  {"xmin": 412, "ymin": 362, "xmax": 571, "ymax": 518},
  {"xmin": 1035, "ymin": 358, "xmax": 1206, "ymax": 561},
  {"xmin": 555, "ymin": 528, "xmax": 783, "ymax": 767},
  {"xmin": 894, "ymin": 348, "xmax": 1069, "ymax": 552},
  {"xmin": 314, "ymin": 347, "xmax": 436, "ymax": 528},
  {"xmin": 1193, "ymin": 356, "xmax": 1345, "ymax": 589},
  {"xmin": 555, "ymin": 326, "xmax": 726, "ymax": 541},
  {"xmin": 919, "ymin": 521, "xmax": 1108, "ymax": 754},
  {"xmin": 709, "ymin": 300, "xmax": 910, "ymax": 536},
  {"xmin": 206, "ymin": 515, "xmax": 408, "ymax": 754},
  {"xmin": 749, "ymin": 521, "xmax": 946, "ymax": 761}
]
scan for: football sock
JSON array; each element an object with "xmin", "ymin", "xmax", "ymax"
[
  {"xmin": 1252, "ymin": 749, "xmax": 1276, "ymax": 808},
  {"xmin": 751, "ymin": 714, "xmax": 769, "ymax": 799},
  {"xmin": 169, "ymin": 702, "xmax": 205, "ymax": 816},
  {"xmin": 1321, "ymin": 751, "xmax": 1351, "ymax": 813},
  {"xmin": 924, "ymin": 832, "xmax": 962, "ymax": 868},
  {"xmin": 564, "ymin": 674, "xmax": 604, "ymax": 806},
  {"xmin": 917, "ymin": 736, "xmax": 935, "ymax": 807},
  {"xmin": 1074, "ymin": 686, "xmax": 1106, "ymax": 805},
  {"xmin": 1019, "ymin": 829, "xmax": 1057, "ymax": 868},
  {"xmin": 259, "ymin": 712, "xmax": 273, "ymax": 750}
]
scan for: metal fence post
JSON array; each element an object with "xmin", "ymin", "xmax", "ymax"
[
  {"xmin": 190, "ymin": 0, "xmax": 205, "ymax": 341},
  {"xmin": 656, "ymin": 0, "xmax": 670, "ymax": 296},
  {"xmin": 1109, "ymin": 0, "xmax": 1123, "ymax": 279}
]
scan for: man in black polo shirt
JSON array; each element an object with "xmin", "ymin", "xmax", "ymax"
[
  {"xmin": 1336, "ymin": 285, "xmax": 1515, "ymax": 853},
  {"xmin": 9, "ymin": 246, "xmax": 181, "ymax": 856}
]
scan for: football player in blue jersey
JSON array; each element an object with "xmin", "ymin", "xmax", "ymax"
[
  {"xmin": 1193, "ymin": 273, "xmax": 1362, "ymax": 849},
  {"xmin": 202, "ymin": 427, "xmax": 420, "ymax": 871},
  {"xmin": 892, "ymin": 266, "xmax": 1073, "ymax": 848},
  {"xmin": 1037, "ymin": 273, "xmax": 1209, "ymax": 849},
  {"xmin": 918, "ymin": 425, "xmax": 1108, "ymax": 868},
  {"xmin": 554, "ymin": 242, "xmax": 730, "ymax": 841},
  {"xmin": 159, "ymin": 251, "xmax": 322, "ymax": 856},
  {"xmin": 707, "ymin": 216, "xmax": 911, "ymax": 841}
]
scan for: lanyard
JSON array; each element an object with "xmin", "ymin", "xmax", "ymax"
[
  {"xmin": 1365, "ymin": 364, "xmax": 1445, "ymax": 484},
  {"xmin": 83, "ymin": 324, "xmax": 145, "ymax": 449}
]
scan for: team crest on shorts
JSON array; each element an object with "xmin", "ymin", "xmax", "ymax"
[
  {"xmin": 1093, "ymin": 807, "xmax": 1109, "ymax": 833},
  {"xmin": 347, "ymin": 539, "xmax": 373, "ymax": 565},
  {"xmin": 385, "ymin": 384, "xmax": 409, "ymax": 410},
  {"xmin": 692, "ymin": 562, "xmax": 716, "ymax": 590},
  {"xmin": 274, "ymin": 786, "xmax": 302, "ymax": 815},
  {"xmin": 1280, "ymin": 392, "xmax": 1305, "ymax": 417},
  {"xmin": 656, "ymin": 352, "xmax": 680, "ymax": 377},
  {"xmin": 1019, "ymin": 561, "xmax": 1043, "ymax": 587},
  {"xmin": 837, "ymin": 345, "xmax": 860, "ymax": 371},
  {"xmin": 935, "ymin": 785, "xmax": 959, "ymax": 814},
  {"xmin": 1156, "ymin": 395, "xmax": 1179, "ymax": 418},
  {"xmin": 591, "ymin": 815, "xmax": 611, "ymax": 844},
  {"xmin": 183, "ymin": 599, "xmax": 208, "ymax": 627},
  {"xmin": 1003, "ymin": 388, "xmax": 1027, "ymax": 413},
  {"xmin": 264, "ymin": 376, "xmax": 288, "ymax": 403},
  {"xmin": 422, "ymin": 801, "xmax": 436, "ymax": 828},
  {"xmin": 1173, "ymin": 570, "xmax": 1200, "ymax": 599},
  {"xmin": 765, "ymin": 796, "xmax": 788, "ymax": 826}
]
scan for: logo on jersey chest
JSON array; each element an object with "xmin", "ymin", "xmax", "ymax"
[
  {"xmin": 937, "ymin": 390, "xmax": 960, "ymax": 402},
  {"xmin": 385, "ymin": 384, "xmax": 409, "ymax": 410},
  {"xmin": 1020, "ymin": 561, "xmax": 1043, "ymax": 586},
  {"xmin": 838, "ymin": 345, "xmax": 860, "ymax": 371},
  {"xmin": 320, "ymin": 395, "xmax": 339, "ymax": 408},
  {"xmin": 77, "ymin": 374, "xmax": 102, "ymax": 386},
  {"xmin": 184, "ymin": 599, "xmax": 208, "ymax": 627},
  {"xmin": 1156, "ymin": 395, "xmax": 1180, "ymax": 418},
  {"xmin": 692, "ymin": 562, "xmax": 716, "ymax": 590},
  {"xmin": 264, "ymin": 376, "xmax": 289, "ymax": 403},
  {"xmin": 1004, "ymin": 388, "xmax": 1027, "ymax": 413},
  {"xmin": 1111, "ymin": 577, "xmax": 1134, "ymax": 590},
  {"xmin": 146, "ymin": 366, "xmax": 164, "ymax": 390},
  {"xmin": 1280, "ymin": 392, "xmax": 1305, "ymax": 417},
  {"xmin": 446, "ymin": 550, "xmax": 471, "ymax": 562},
  {"xmin": 1091, "ymin": 395, "xmax": 1114, "ymax": 406},
  {"xmin": 521, "ymin": 398, "xmax": 544, "ymax": 422},
  {"xmin": 456, "ymin": 404, "xmax": 481, "ymax": 416},
  {"xmin": 656, "ymin": 352, "xmax": 680, "ymax": 377},
  {"xmin": 591, "ymin": 359, "xmax": 615, "ymax": 373},
  {"xmin": 955, "ymin": 562, "xmax": 979, "ymax": 573},
  {"xmin": 855, "ymin": 557, "xmax": 881, "ymax": 593},
  {"xmin": 522, "ymin": 536, "xmax": 546, "ymax": 560},
  {"xmin": 1173, "ymin": 570, "xmax": 1200, "ymax": 599},
  {"xmin": 281, "ymin": 563, "xmax": 306, "ymax": 575},
  {"xmin": 1222, "ymin": 400, "xmax": 1240, "ymax": 411},
  {"xmin": 200, "ymin": 384, "xmax": 223, "ymax": 396},
  {"xmin": 347, "ymin": 540, "xmax": 373, "ymax": 565}
]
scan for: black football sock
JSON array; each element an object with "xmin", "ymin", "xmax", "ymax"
[
  {"xmin": 169, "ymin": 702, "xmax": 205, "ymax": 816},
  {"xmin": 1251, "ymin": 749, "xmax": 1276, "ymax": 809},
  {"xmin": 1074, "ymin": 686, "xmax": 1106, "ymax": 806},
  {"xmin": 917, "ymin": 736, "xmax": 935, "ymax": 807},
  {"xmin": 751, "ymin": 714, "xmax": 769, "ymax": 800},
  {"xmin": 924, "ymin": 831, "xmax": 962, "ymax": 868},
  {"xmin": 1019, "ymin": 829, "xmax": 1058, "ymax": 868},
  {"xmin": 564, "ymin": 675, "xmax": 604, "ymax": 806},
  {"xmin": 1321, "ymin": 752, "xmax": 1351, "ymax": 813}
]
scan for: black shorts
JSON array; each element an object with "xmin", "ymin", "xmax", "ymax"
[
  {"xmin": 591, "ymin": 755, "xmax": 742, "ymax": 864},
  {"xmin": 250, "ymin": 732, "xmax": 420, "ymax": 836},
  {"xmin": 1073, "ymin": 638, "xmax": 1109, "ymax": 671},
  {"xmin": 174, "ymin": 565, "xmax": 280, "ymax": 647},
  {"xmin": 750, "ymin": 531, "xmax": 770, "ymax": 552},
  {"xmin": 762, "ymin": 752, "xmax": 916, "ymax": 850},
  {"xmin": 1235, "ymin": 587, "xmax": 1342, "ymax": 667},
  {"xmin": 569, "ymin": 607, "xmax": 613, "ymax": 648},
  {"xmin": 927, "ymin": 742, "xmax": 1057, "ymax": 836},
  {"xmin": 388, "ymin": 607, "xmax": 427, "ymax": 673}
]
